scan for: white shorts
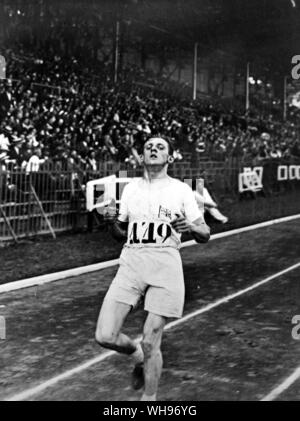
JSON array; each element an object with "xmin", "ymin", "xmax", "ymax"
[{"xmin": 104, "ymin": 246, "xmax": 185, "ymax": 318}]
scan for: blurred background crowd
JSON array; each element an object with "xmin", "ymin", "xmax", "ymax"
[{"xmin": 1, "ymin": 0, "xmax": 300, "ymax": 172}]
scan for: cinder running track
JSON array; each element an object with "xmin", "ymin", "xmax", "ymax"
[{"xmin": 1, "ymin": 219, "xmax": 300, "ymax": 401}]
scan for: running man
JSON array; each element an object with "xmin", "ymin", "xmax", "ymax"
[
  {"xmin": 95, "ymin": 136, "xmax": 210, "ymax": 401},
  {"xmin": 194, "ymin": 186, "xmax": 228, "ymax": 224}
]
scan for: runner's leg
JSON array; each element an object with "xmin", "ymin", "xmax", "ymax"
[
  {"xmin": 140, "ymin": 312, "xmax": 166, "ymax": 400},
  {"xmin": 95, "ymin": 297, "xmax": 139, "ymax": 356}
]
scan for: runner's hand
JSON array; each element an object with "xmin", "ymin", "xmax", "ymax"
[
  {"xmin": 103, "ymin": 199, "xmax": 118, "ymax": 224},
  {"xmin": 170, "ymin": 213, "xmax": 192, "ymax": 233}
]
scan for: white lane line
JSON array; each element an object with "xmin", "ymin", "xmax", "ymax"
[
  {"xmin": 180, "ymin": 213, "xmax": 300, "ymax": 249},
  {"xmin": 5, "ymin": 261, "xmax": 300, "ymax": 402},
  {"xmin": 1, "ymin": 213, "xmax": 299, "ymax": 295},
  {"xmin": 0, "ymin": 259, "xmax": 119, "ymax": 294},
  {"xmin": 165, "ymin": 262, "xmax": 300, "ymax": 331},
  {"xmin": 261, "ymin": 366, "xmax": 300, "ymax": 401}
]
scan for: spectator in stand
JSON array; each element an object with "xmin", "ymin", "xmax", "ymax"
[
  {"xmin": 0, "ymin": 5, "xmax": 299, "ymax": 170},
  {"xmin": 87, "ymin": 150, "xmax": 98, "ymax": 172},
  {"xmin": 25, "ymin": 147, "xmax": 46, "ymax": 173},
  {"xmin": 0, "ymin": 130, "xmax": 10, "ymax": 154},
  {"xmin": 0, "ymin": 151, "xmax": 9, "ymax": 171}
]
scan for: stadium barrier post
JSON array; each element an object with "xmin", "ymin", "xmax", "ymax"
[
  {"xmin": 283, "ymin": 76, "xmax": 288, "ymax": 121},
  {"xmin": 0, "ymin": 205, "xmax": 18, "ymax": 243},
  {"xmin": 0, "ymin": 316, "xmax": 5, "ymax": 340},
  {"xmin": 30, "ymin": 185, "xmax": 56, "ymax": 239},
  {"xmin": 245, "ymin": 62, "xmax": 250, "ymax": 111},
  {"xmin": 192, "ymin": 42, "xmax": 198, "ymax": 101},
  {"xmin": 0, "ymin": 55, "xmax": 6, "ymax": 79}
]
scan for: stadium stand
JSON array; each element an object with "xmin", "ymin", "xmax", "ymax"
[
  {"xmin": 0, "ymin": 0, "xmax": 300, "ymax": 242},
  {"xmin": 0, "ymin": 2, "xmax": 300, "ymax": 170}
]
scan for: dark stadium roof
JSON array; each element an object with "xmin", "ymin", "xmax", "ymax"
[
  {"xmin": 3, "ymin": 0, "xmax": 300, "ymax": 72},
  {"xmin": 122, "ymin": 0, "xmax": 300, "ymax": 63}
]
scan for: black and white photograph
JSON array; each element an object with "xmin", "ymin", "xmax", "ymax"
[{"xmin": 0, "ymin": 0, "xmax": 300, "ymax": 404}]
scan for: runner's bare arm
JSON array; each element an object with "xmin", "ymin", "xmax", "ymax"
[
  {"xmin": 189, "ymin": 217, "xmax": 210, "ymax": 243},
  {"xmin": 110, "ymin": 220, "xmax": 128, "ymax": 242},
  {"xmin": 104, "ymin": 214, "xmax": 128, "ymax": 242},
  {"xmin": 171, "ymin": 216, "xmax": 210, "ymax": 243},
  {"xmin": 103, "ymin": 204, "xmax": 128, "ymax": 242}
]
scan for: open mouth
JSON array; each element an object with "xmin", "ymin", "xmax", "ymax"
[{"xmin": 150, "ymin": 154, "xmax": 157, "ymax": 158}]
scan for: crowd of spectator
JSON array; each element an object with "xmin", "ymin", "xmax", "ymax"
[{"xmin": 1, "ymin": 2, "xmax": 300, "ymax": 173}]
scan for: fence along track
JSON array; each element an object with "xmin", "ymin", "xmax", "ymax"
[
  {"xmin": 0, "ymin": 158, "xmax": 299, "ymax": 242},
  {"xmin": 0, "ymin": 167, "xmax": 86, "ymax": 241}
]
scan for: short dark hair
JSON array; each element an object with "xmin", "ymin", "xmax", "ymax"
[{"xmin": 142, "ymin": 135, "xmax": 174, "ymax": 156}]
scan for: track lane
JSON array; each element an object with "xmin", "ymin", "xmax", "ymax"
[
  {"xmin": 20, "ymin": 267, "xmax": 300, "ymax": 401},
  {"xmin": 0, "ymin": 219, "xmax": 300, "ymax": 400}
]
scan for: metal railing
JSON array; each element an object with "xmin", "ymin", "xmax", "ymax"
[
  {"xmin": 0, "ymin": 158, "xmax": 299, "ymax": 243},
  {"xmin": 0, "ymin": 167, "xmax": 88, "ymax": 242}
]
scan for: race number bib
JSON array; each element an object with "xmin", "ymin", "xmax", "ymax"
[{"xmin": 127, "ymin": 221, "xmax": 173, "ymax": 245}]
